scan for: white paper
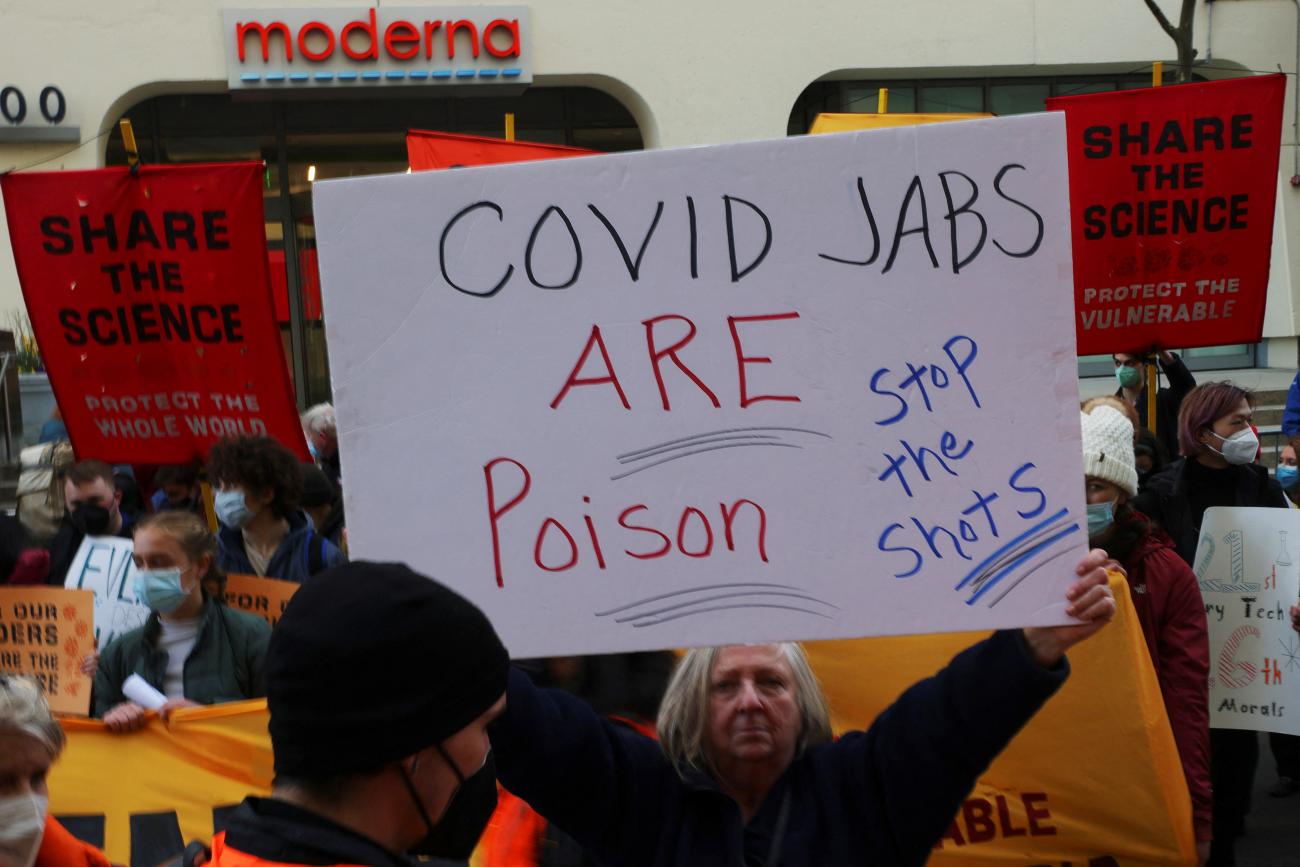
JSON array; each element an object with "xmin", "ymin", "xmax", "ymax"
[
  {"xmin": 1195, "ymin": 506, "xmax": 1300, "ymax": 736},
  {"xmin": 64, "ymin": 536, "xmax": 149, "ymax": 650},
  {"xmin": 122, "ymin": 673, "xmax": 166, "ymax": 711},
  {"xmin": 313, "ymin": 114, "xmax": 1087, "ymax": 657}
]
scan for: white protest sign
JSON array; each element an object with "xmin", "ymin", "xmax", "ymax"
[
  {"xmin": 313, "ymin": 114, "xmax": 1087, "ymax": 657},
  {"xmin": 65, "ymin": 536, "xmax": 149, "ymax": 650},
  {"xmin": 1194, "ymin": 507, "xmax": 1300, "ymax": 735}
]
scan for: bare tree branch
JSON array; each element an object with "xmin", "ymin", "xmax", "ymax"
[
  {"xmin": 1177, "ymin": 0, "xmax": 1197, "ymax": 33},
  {"xmin": 1142, "ymin": 0, "xmax": 1179, "ymax": 40}
]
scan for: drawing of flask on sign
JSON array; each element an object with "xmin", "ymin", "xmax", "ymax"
[{"xmin": 1276, "ymin": 530, "xmax": 1292, "ymax": 567}]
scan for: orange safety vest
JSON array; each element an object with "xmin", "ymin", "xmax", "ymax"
[
  {"xmin": 208, "ymin": 832, "xmax": 369, "ymax": 867},
  {"xmin": 35, "ymin": 816, "xmax": 112, "ymax": 867}
]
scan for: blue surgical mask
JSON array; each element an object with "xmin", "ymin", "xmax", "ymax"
[
  {"xmin": 1278, "ymin": 465, "xmax": 1299, "ymax": 491},
  {"xmin": 1086, "ymin": 500, "xmax": 1115, "ymax": 538},
  {"xmin": 133, "ymin": 567, "xmax": 189, "ymax": 614},
  {"xmin": 214, "ymin": 489, "xmax": 257, "ymax": 529},
  {"xmin": 307, "ymin": 439, "xmax": 319, "ymax": 460}
]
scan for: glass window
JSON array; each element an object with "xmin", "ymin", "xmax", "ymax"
[
  {"xmin": 919, "ymin": 86, "xmax": 983, "ymax": 113},
  {"xmin": 106, "ymin": 88, "xmax": 644, "ymax": 405},
  {"xmin": 989, "ymin": 83, "xmax": 1049, "ymax": 116}
]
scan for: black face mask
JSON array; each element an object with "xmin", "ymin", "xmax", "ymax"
[
  {"xmin": 401, "ymin": 745, "xmax": 498, "ymax": 860},
  {"xmin": 70, "ymin": 503, "xmax": 112, "ymax": 536}
]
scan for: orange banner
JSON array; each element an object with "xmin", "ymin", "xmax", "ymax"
[
  {"xmin": 221, "ymin": 573, "xmax": 299, "ymax": 629},
  {"xmin": 0, "ymin": 586, "xmax": 94, "ymax": 715},
  {"xmin": 407, "ymin": 129, "xmax": 595, "ymax": 170}
]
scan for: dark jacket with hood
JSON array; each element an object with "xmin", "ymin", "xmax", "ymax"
[
  {"xmin": 216, "ymin": 510, "xmax": 345, "ymax": 584},
  {"xmin": 1104, "ymin": 510, "xmax": 1212, "ymax": 841},
  {"xmin": 490, "ymin": 630, "xmax": 1067, "ymax": 867},
  {"xmin": 207, "ymin": 798, "xmax": 420, "ymax": 866},
  {"xmin": 1114, "ymin": 353, "xmax": 1195, "ymax": 463},
  {"xmin": 1133, "ymin": 457, "xmax": 1286, "ymax": 564}
]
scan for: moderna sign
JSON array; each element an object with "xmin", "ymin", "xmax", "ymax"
[{"xmin": 222, "ymin": 6, "xmax": 531, "ymax": 90}]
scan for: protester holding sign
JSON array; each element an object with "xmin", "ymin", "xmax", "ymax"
[
  {"xmin": 93, "ymin": 512, "xmax": 270, "ymax": 731},
  {"xmin": 202, "ymin": 562, "xmax": 509, "ymax": 866},
  {"xmin": 1113, "ymin": 351, "xmax": 1196, "ymax": 463},
  {"xmin": 486, "ymin": 551, "xmax": 1115, "ymax": 866},
  {"xmin": 1133, "ymin": 382, "xmax": 1286, "ymax": 866},
  {"xmin": 207, "ymin": 436, "xmax": 344, "ymax": 584},
  {"xmin": 46, "ymin": 461, "xmax": 135, "ymax": 588},
  {"xmin": 0, "ymin": 674, "xmax": 111, "ymax": 867},
  {"xmin": 1079, "ymin": 401, "xmax": 1211, "ymax": 857}
]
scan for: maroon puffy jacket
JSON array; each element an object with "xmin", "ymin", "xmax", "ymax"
[{"xmin": 1118, "ymin": 511, "xmax": 1212, "ymax": 843}]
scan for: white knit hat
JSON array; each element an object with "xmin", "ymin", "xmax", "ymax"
[{"xmin": 1080, "ymin": 405, "xmax": 1138, "ymax": 496}]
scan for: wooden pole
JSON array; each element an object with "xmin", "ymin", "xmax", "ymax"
[
  {"xmin": 1152, "ymin": 62, "xmax": 1164, "ymax": 88},
  {"xmin": 1147, "ymin": 351, "xmax": 1159, "ymax": 440},
  {"xmin": 119, "ymin": 119, "xmax": 140, "ymax": 169},
  {"xmin": 505, "ymin": 113, "xmax": 516, "ymax": 142}
]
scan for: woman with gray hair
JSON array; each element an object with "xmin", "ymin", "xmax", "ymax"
[
  {"xmin": 489, "ymin": 550, "xmax": 1117, "ymax": 865},
  {"xmin": 0, "ymin": 675, "xmax": 109, "ymax": 867}
]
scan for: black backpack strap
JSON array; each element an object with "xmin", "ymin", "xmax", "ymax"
[{"xmin": 306, "ymin": 527, "xmax": 326, "ymax": 575}]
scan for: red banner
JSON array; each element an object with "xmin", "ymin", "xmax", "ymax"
[
  {"xmin": 1, "ymin": 163, "xmax": 309, "ymax": 463},
  {"xmin": 406, "ymin": 129, "xmax": 595, "ymax": 170},
  {"xmin": 1047, "ymin": 75, "xmax": 1285, "ymax": 355}
]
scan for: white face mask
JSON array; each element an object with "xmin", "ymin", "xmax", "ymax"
[
  {"xmin": 1209, "ymin": 428, "xmax": 1259, "ymax": 466},
  {"xmin": 0, "ymin": 792, "xmax": 48, "ymax": 867}
]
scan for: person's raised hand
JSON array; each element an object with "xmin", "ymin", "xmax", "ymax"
[
  {"xmin": 102, "ymin": 701, "xmax": 149, "ymax": 733},
  {"xmin": 1022, "ymin": 549, "xmax": 1118, "ymax": 668}
]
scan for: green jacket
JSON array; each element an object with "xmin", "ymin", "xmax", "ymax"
[{"xmin": 93, "ymin": 598, "xmax": 271, "ymax": 717}]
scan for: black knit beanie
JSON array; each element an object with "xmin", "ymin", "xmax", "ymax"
[{"xmin": 267, "ymin": 561, "xmax": 510, "ymax": 776}]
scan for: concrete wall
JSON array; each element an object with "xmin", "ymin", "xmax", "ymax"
[{"xmin": 1, "ymin": 0, "xmax": 1296, "ymax": 356}]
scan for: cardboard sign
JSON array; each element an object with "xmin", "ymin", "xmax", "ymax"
[
  {"xmin": 314, "ymin": 115, "xmax": 1087, "ymax": 657},
  {"xmin": 1047, "ymin": 76, "xmax": 1285, "ymax": 355},
  {"xmin": 221, "ymin": 572, "xmax": 298, "ymax": 628},
  {"xmin": 0, "ymin": 587, "xmax": 95, "ymax": 715},
  {"xmin": 1193, "ymin": 506, "xmax": 1300, "ymax": 736},
  {"xmin": 64, "ymin": 536, "xmax": 150, "ymax": 650},
  {"xmin": 407, "ymin": 129, "xmax": 595, "ymax": 170},
  {"xmin": 806, "ymin": 573, "xmax": 1195, "ymax": 865},
  {"xmin": 0, "ymin": 163, "xmax": 309, "ymax": 463}
]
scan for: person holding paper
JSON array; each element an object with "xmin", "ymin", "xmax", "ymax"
[
  {"xmin": 1133, "ymin": 382, "xmax": 1287, "ymax": 867},
  {"xmin": 1079, "ymin": 401, "xmax": 1212, "ymax": 860},
  {"xmin": 0, "ymin": 674, "xmax": 111, "ymax": 867},
  {"xmin": 488, "ymin": 552, "xmax": 1116, "ymax": 866},
  {"xmin": 207, "ymin": 435, "xmax": 345, "ymax": 584},
  {"xmin": 93, "ymin": 512, "xmax": 270, "ymax": 732},
  {"xmin": 45, "ymin": 460, "xmax": 135, "ymax": 587}
]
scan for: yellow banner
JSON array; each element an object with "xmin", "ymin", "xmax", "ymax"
[
  {"xmin": 0, "ymin": 586, "xmax": 94, "ymax": 715},
  {"xmin": 50, "ymin": 580, "xmax": 1192, "ymax": 866},
  {"xmin": 805, "ymin": 575, "xmax": 1196, "ymax": 866},
  {"xmin": 50, "ymin": 701, "xmax": 273, "ymax": 864},
  {"xmin": 810, "ymin": 112, "xmax": 992, "ymax": 134}
]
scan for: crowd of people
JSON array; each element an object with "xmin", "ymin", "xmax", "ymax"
[{"xmin": 1, "ymin": 360, "xmax": 1300, "ymax": 866}]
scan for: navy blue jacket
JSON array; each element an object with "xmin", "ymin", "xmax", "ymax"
[
  {"xmin": 1285, "ymin": 370, "xmax": 1300, "ymax": 437},
  {"xmin": 490, "ymin": 629, "xmax": 1067, "ymax": 866},
  {"xmin": 216, "ymin": 510, "xmax": 345, "ymax": 584}
]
